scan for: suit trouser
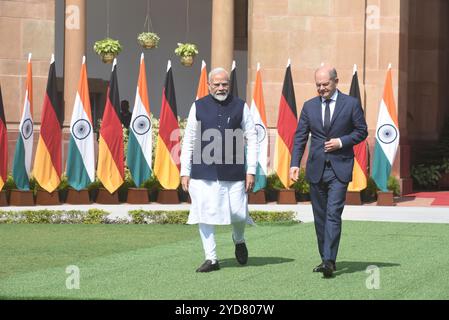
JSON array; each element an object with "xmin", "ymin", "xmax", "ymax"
[{"xmin": 309, "ymin": 164, "xmax": 348, "ymax": 263}]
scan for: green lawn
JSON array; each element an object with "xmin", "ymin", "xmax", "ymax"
[{"xmin": 0, "ymin": 221, "xmax": 448, "ymax": 300}]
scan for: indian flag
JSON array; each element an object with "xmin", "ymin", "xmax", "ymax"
[
  {"xmin": 66, "ymin": 56, "xmax": 95, "ymax": 190},
  {"xmin": 372, "ymin": 64, "xmax": 399, "ymax": 192},
  {"xmin": 127, "ymin": 53, "xmax": 152, "ymax": 187},
  {"xmin": 250, "ymin": 63, "xmax": 268, "ymax": 192},
  {"xmin": 195, "ymin": 60, "xmax": 208, "ymax": 100},
  {"xmin": 12, "ymin": 53, "xmax": 33, "ymax": 190}
]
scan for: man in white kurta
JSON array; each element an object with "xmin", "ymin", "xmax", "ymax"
[{"xmin": 180, "ymin": 67, "xmax": 257, "ymax": 272}]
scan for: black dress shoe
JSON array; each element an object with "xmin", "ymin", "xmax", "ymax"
[
  {"xmin": 313, "ymin": 262, "xmax": 325, "ymax": 273},
  {"xmin": 322, "ymin": 261, "xmax": 334, "ymax": 278},
  {"xmin": 196, "ymin": 260, "xmax": 220, "ymax": 273},
  {"xmin": 235, "ymin": 243, "xmax": 248, "ymax": 265},
  {"xmin": 313, "ymin": 261, "xmax": 336, "ymax": 273}
]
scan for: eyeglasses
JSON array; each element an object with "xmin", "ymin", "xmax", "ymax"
[{"xmin": 209, "ymin": 82, "xmax": 229, "ymax": 88}]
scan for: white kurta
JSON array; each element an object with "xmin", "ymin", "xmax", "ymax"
[{"xmin": 180, "ymin": 100, "xmax": 258, "ymax": 225}]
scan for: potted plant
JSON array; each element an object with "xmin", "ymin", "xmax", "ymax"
[
  {"xmin": 174, "ymin": 42, "xmax": 199, "ymax": 66},
  {"xmin": 137, "ymin": 32, "xmax": 160, "ymax": 49},
  {"xmin": 292, "ymin": 168, "xmax": 310, "ymax": 202},
  {"xmin": 93, "ymin": 37, "xmax": 122, "ymax": 63}
]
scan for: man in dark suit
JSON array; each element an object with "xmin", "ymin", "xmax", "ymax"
[{"xmin": 290, "ymin": 65, "xmax": 368, "ymax": 278}]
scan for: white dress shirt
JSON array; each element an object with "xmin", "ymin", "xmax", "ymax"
[{"xmin": 321, "ymin": 90, "xmax": 338, "ymax": 126}]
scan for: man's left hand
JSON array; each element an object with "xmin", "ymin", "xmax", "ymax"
[
  {"xmin": 246, "ymin": 174, "xmax": 255, "ymax": 193},
  {"xmin": 324, "ymin": 138, "xmax": 342, "ymax": 153}
]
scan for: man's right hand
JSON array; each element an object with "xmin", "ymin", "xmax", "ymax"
[
  {"xmin": 181, "ymin": 176, "xmax": 190, "ymax": 192},
  {"xmin": 289, "ymin": 167, "xmax": 300, "ymax": 182}
]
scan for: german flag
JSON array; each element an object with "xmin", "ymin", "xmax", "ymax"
[
  {"xmin": 97, "ymin": 59, "xmax": 124, "ymax": 193},
  {"xmin": 348, "ymin": 65, "xmax": 368, "ymax": 191},
  {"xmin": 154, "ymin": 60, "xmax": 180, "ymax": 190},
  {"xmin": 196, "ymin": 60, "xmax": 208, "ymax": 100},
  {"xmin": 274, "ymin": 59, "xmax": 297, "ymax": 189},
  {"xmin": 33, "ymin": 54, "xmax": 62, "ymax": 193},
  {"xmin": 0, "ymin": 85, "xmax": 7, "ymax": 191}
]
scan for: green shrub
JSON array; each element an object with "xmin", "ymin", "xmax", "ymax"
[
  {"xmin": 129, "ymin": 210, "xmax": 189, "ymax": 224},
  {"xmin": 249, "ymin": 211, "xmax": 297, "ymax": 223},
  {"xmin": 411, "ymin": 164, "xmax": 441, "ymax": 188},
  {"xmin": 0, "ymin": 210, "xmax": 298, "ymax": 225},
  {"xmin": 0, "ymin": 209, "xmax": 110, "ymax": 224},
  {"xmin": 266, "ymin": 173, "xmax": 284, "ymax": 191},
  {"xmin": 3, "ymin": 174, "xmax": 17, "ymax": 191},
  {"xmin": 291, "ymin": 168, "xmax": 310, "ymax": 194},
  {"xmin": 83, "ymin": 209, "xmax": 109, "ymax": 224},
  {"xmin": 387, "ymin": 176, "xmax": 401, "ymax": 196}
]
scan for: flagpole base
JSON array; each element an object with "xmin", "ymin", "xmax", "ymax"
[
  {"xmin": 35, "ymin": 190, "xmax": 61, "ymax": 206},
  {"xmin": 277, "ymin": 189, "xmax": 297, "ymax": 204},
  {"xmin": 0, "ymin": 191, "xmax": 8, "ymax": 206},
  {"xmin": 95, "ymin": 188, "xmax": 119, "ymax": 204},
  {"xmin": 345, "ymin": 191, "xmax": 362, "ymax": 205},
  {"xmin": 9, "ymin": 190, "xmax": 35, "ymax": 206},
  {"xmin": 156, "ymin": 189, "xmax": 180, "ymax": 204},
  {"xmin": 376, "ymin": 191, "xmax": 395, "ymax": 206},
  {"xmin": 66, "ymin": 188, "xmax": 91, "ymax": 204},
  {"xmin": 126, "ymin": 188, "xmax": 150, "ymax": 204},
  {"xmin": 248, "ymin": 190, "xmax": 266, "ymax": 204}
]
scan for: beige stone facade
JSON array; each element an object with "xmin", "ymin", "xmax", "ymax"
[
  {"xmin": 247, "ymin": 0, "xmax": 449, "ymax": 193},
  {"xmin": 1, "ymin": 0, "xmax": 448, "ymax": 194},
  {"xmin": 0, "ymin": 0, "xmax": 55, "ymax": 166}
]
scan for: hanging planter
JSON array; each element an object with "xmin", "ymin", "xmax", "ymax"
[
  {"xmin": 137, "ymin": 32, "xmax": 160, "ymax": 49},
  {"xmin": 174, "ymin": 42, "xmax": 198, "ymax": 67},
  {"xmin": 93, "ymin": 37, "xmax": 122, "ymax": 64}
]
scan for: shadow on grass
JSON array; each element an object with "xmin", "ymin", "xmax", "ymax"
[
  {"xmin": 334, "ymin": 261, "xmax": 400, "ymax": 276},
  {"xmin": 219, "ymin": 256, "xmax": 295, "ymax": 268}
]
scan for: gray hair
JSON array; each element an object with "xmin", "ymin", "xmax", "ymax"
[
  {"xmin": 208, "ymin": 67, "xmax": 229, "ymax": 82},
  {"xmin": 315, "ymin": 65, "xmax": 338, "ymax": 80},
  {"xmin": 329, "ymin": 68, "xmax": 338, "ymax": 80}
]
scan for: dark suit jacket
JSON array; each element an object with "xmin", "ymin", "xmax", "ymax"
[{"xmin": 290, "ymin": 90, "xmax": 368, "ymax": 184}]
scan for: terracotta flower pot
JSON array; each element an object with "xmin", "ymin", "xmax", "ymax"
[
  {"xmin": 180, "ymin": 55, "xmax": 194, "ymax": 66},
  {"xmin": 377, "ymin": 191, "xmax": 395, "ymax": 206},
  {"xmin": 9, "ymin": 190, "xmax": 35, "ymax": 206},
  {"xmin": 126, "ymin": 188, "xmax": 150, "ymax": 204},
  {"xmin": 35, "ymin": 190, "xmax": 61, "ymax": 205},
  {"xmin": 345, "ymin": 191, "xmax": 362, "ymax": 205},
  {"xmin": 139, "ymin": 38, "xmax": 157, "ymax": 49},
  {"xmin": 95, "ymin": 188, "xmax": 119, "ymax": 204},
  {"xmin": 277, "ymin": 189, "xmax": 297, "ymax": 204},
  {"xmin": 0, "ymin": 191, "xmax": 8, "ymax": 206},
  {"xmin": 156, "ymin": 189, "xmax": 180, "ymax": 204},
  {"xmin": 248, "ymin": 190, "xmax": 266, "ymax": 204},
  {"xmin": 66, "ymin": 188, "xmax": 91, "ymax": 204},
  {"xmin": 101, "ymin": 52, "xmax": 115, "ymax": 64}
]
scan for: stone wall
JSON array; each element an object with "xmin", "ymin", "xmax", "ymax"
[
  {"xmin": 0, "ymin": 0, "xmax": 55, "ymax": 168},
  {"xmin": 247, "ymin": 0, "xmax": 409, "ymax": 181}
]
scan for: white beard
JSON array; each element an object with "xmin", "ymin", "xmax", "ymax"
[{"xmin": 213, "ymin": 93, "xmax": 228, "ymax": 101}]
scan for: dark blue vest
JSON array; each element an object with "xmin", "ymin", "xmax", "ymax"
[{"xmin": 190, "ymin": 94, "xmax": 246, "ymax": 181}]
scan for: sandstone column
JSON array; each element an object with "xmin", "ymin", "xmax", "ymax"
[
  {"xmin": 211, "ymin": 0, "xmax": 234, "ymax": 72},
  {"xmin": 64, "ymin": 0, "xmax": 86, "ymax": 126}
]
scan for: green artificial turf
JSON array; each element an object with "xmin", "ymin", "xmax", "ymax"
[{"xmin": 0, "ymin": 221, "xmax": 448, "ymax": 300}]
